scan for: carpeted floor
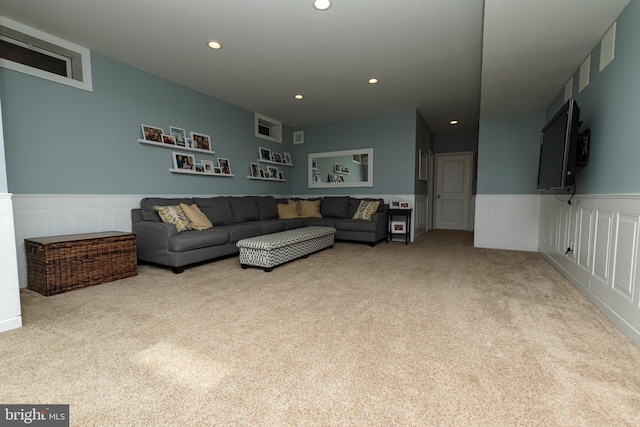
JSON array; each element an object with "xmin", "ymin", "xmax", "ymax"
[{"xmin": 2, "ymin": 230, "xmax": 640, "ymax": 426}]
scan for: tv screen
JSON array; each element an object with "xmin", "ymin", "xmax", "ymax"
[{"xmin": 537, "ymin": 98, "xmax": 582, "ymax": 190}]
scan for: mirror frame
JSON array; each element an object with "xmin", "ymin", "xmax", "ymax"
[{"xmin": 308, "ymin": 148, "xmax": 374, "ymax": 188}]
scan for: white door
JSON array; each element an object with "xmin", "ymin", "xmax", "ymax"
[{"xmin": 435, "ymin": 152, "xmax": 472, "ymax": 230}]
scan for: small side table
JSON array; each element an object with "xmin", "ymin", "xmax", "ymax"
[{"xmin": 387, "ymin": 208, "xmax": 412, "ymax": 244}]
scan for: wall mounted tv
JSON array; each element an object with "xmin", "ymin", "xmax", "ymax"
[{"xmin": 536, "ymin": 98, "xmax": 590, "ymax": 190}]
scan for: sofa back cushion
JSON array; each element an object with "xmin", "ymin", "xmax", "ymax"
[
  {"xmin": 254, "ymin": 196, "xmax": 279, "ymax": 220},
  {"xmin": 320, "ymin": 196, "xmax": 350, "ymax": 218},
  {"xmin": 140, "ymin": 197, "xmax": 194, "ymax": 222},
  {"xmin": 347, "ymin": 197, "xmax": 385, "ymax": 218},
  {"xmin": 299, "ymin": 199, "xmax": 322, "ymax": 218},
  {"xmin": 228, "ymin": 196, "xmax": 260, "ymax": 222},
  {"xmin": 194, "ymin": 197, "xmax": 235, "ymax": 225}
]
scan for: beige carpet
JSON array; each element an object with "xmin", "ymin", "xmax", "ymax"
[{"xmin": 2, "ymin": 230, "xmax": 640, "ymax": 426}]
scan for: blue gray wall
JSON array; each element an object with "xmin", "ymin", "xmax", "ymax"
[
  {"xmin": 0, "ymin": 96, "xmax": 7, "ymax": 192},
  {"xmin": 477, "ymin": 109, "xmax": 545, "ymax": 194},
  {"xmin": 477, "ymin": 1, "xmax": 638, "ymax": 196},
  {"xmin": 0, "ymin": 53, "xmax": 293, "ymax": 195},
  {"xmin": 291, "ymin": 110, "xmax": 418, "ymax": 195}
]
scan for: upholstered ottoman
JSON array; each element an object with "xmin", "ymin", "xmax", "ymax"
[{"xmin": 236, "ymin": 226, "xmax": 336, "ymax": 272}]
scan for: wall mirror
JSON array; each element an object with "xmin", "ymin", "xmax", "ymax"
[{"xmin": 308, "ymin": 148, "xmax": 373, "ymax": 188}]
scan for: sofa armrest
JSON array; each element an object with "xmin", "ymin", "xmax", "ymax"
[
  {"xmin": 132, "ymin": 220, "xmax": 177, "ymax": 263},
  {"xmin": 369, "ymin": 209, "xmax": 388, "ymax": 225}
]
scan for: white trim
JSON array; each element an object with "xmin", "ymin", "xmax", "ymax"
[
  {"xmin": 0, "ymin": 16, "xmax": 93, "ymax": 92},
  {"xmin": 0, "ymin": 193, "xmax": 21, "ymax": 333},
  {"xmin": 308, "ymin": 148, "xmax": 374, "ymax": 188}
]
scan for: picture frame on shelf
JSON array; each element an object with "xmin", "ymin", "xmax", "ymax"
[
  {"xmin": 213, "ymin": 166, "xmax": 222, "ymax": 174},
  {"xmin": 334, "ymin": 163, "xmax": 349, "ymax": 174},
  {"xmin": 259, "ymin": 169, "xmax": 265, "ymax": 178},
  {"xmin": 258, "ymin": 147, "xmax": 271, "ymax": 162},
  {"xmin": 312, "ymin": 172, "xmax": 320, "ymax": 183},
  {"xmin": 217, "ymin": 157, "xmax": 232, "ymax": 174},
  {"xmin": 390, "ymin": 200, "xmax": 401, "ymax": 208},
  {"xmin": 391, "ymin": 221, "xmax": 406, "ymax": 234},
  {"xmin": 328, "ymin": 173, "xmax": 338, "ymax": 183},
  {"xmin": 278, "ymin": 171, "xmax": 284, "ymax": 180},
  {"xmin": 399, "ymin": 201, "xmax": 411, "ymax": 209},
  {"xmin": 271, "ymin": 152, "xmax": 283, "ymax": 163},
  {"xmin": 283, "ymin": 152, "xmax": 292, "ymax": 165},
  {"xmin": 201, "ymin": 160, "xmax": 214, "ymax": 174},
  {"xmin": 184, "ymin": 137, "xmax": 194, "ymax": 149},
  {"xmin": 161, "ymin": 134, "xmax": 176, "ymax": 145},
  {"xmin": 172, "ymin": 152, "xmax": 195, "ymax": 170},
  {"xmin": 267, "ymin": 166, "xmax": 279, "ymax": 179},
  {"xmin": 141, "ymin": 124, "xmax": 163, "ymax": 143},
  {"xmin": 169, "ymin": 126, "xmax": 186, "ymax": 146},
  {"xmin": 250, "ymin": 162, "xmax": 260, "ymax": 177},
  {"xmin": 190, "ymin": 131, "xmax": 212, "ymax": 151},
  {"xmin": 194, "ymin": 163, "xmax": 205, "ymax": 173},
  {"xmin": 337, "ymin": 175, "xmax": 344, "ymax": 183}
]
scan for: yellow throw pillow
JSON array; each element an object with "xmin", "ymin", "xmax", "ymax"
[
  {"xmin": 352, "ymin": 200, "xmax": 380, "ymax": 221},
  {"xmin": 277, "ymin": 202, "xmax": 300, "ymax": 219},
  {"xmin": 299, "ymin": 199, "xmax": 322, "ymax": 218},
  {"xmin": 179, "ymin": 203, "xmax": 213, "ymax": 231},
  {"xmin": 153, "ymin": 205, "xmax": 193, "ymax": 232}
]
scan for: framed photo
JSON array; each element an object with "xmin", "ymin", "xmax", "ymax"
[
  {"xmin": 278, "ymin": 171, "xmax": 284, "ymax": 180},
  {"xmin": 259, "ymin": 169, "xmax": 265, "ymax": 178},
  {"xmin": 217, "ymin": 158, "xmax": 232, "ymax": 174},
  {"xmin": 390, "ymin": 200, "xmax": 401, "ymax": 208},
  {"xmin": 191, "ymin": 132, "xmax": 212, "ymax": 151},
  {"xmin": 201, "ymin": 160, "xmax": 214, "ymax": 174},
  {"xmin": 267, "ymin": 166, "xmax": 279, "ymax": 179},
  {"xmin": 312, "ymin": 159, "xmax": 318, "ymax": 170},
  {"xmin": 172, "ymin": 152, "xmax": 195, "ymax": 170},
  {"xmin": 258, "ymin": 147, "xmax": 271, "ymax": 162},
  {"xmin": 391, "ymin": 221, "xmax": 406, "ymax": 234},
  {"xmin": 337, "ymin": 175, "xmax": 344, "ymax": 183},
  {"xmin": 334, "ymin": 163, "xmax": 349, "ymax": 174},
  {"xmin": 194, "ymin": 163, "xmax": 205, "ymax": 173},
  {"xmin": 312, "ymin": 172, "xmax": 320, "ymax": 183},
  {"xmin": 184, "ymin": 137, "xmax": 194, "ymax": 149},
  {"xmin": 213, "ymin": 166, "xmax": 222, "ymax": 174},
  {"xmin": 283, "ymin": 152, "xmax": 292, "ymax": 165},
  {"xmin": 161, "ymin": 134, "xmax": 176, "ymax": 145},
  {"xmin": 399, "ymin": 201, "xmax": 411, "ymax": 209},
  {"xmin": 328, "ymin": 173, "xmax": 338, "ymax": 183},
  {"xmin": 169, "ymin": 126, "xmax": 186, "ymax": 146},
  {"xmin": 271, "ymin": 152, "xmax": 283, "ymax": 163},
  {"xmin": 141, "ymin": 124, "xmax": 163, "ymax": 142},
  {"xmin": 250, "ymin": 162, "xmax": 260, "ymax": 177}
]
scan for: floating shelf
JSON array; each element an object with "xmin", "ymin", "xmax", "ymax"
[
  {"xmin": 247, "ymin": 176, "xmax": 286, "ymax": 182},
  {"xmin": 139, "ymin": 139, "xmax": 215, "ymax": 155},
  {"xmin": 170, "ymin": 168, "xmax": 234, "ymax": 177},
  {"xmin": 257, "ymin": 158, "xmax": 293, "ymax": 167}
]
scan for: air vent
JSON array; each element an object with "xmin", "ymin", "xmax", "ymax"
[
  {"xmin": 0, "ymin": 16, "xmax": 92, "ymax": 92},
  {"xmin": 293, "ymin": 131, "xmax": 304, "ymax": 144}
]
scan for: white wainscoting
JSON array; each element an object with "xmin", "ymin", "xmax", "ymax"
[
  {"xmin": 414, "ymin": 194, "xmax": 428, "ymax": 240},
  {"xmin": 539, "ymin": 194, "xmax": 640, "ymax": 346},
  {"xmin": 0, "ymin": 194, "xmax": 22, "ymax": 333},
  {"xmin": 474, "ymin": 194, "xmax": 541, "ymax": 252}
]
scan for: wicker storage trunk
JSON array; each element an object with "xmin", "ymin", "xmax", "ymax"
[{"xmin": 25, "ymin": 231, "xmax": 137, "ymax": 296}]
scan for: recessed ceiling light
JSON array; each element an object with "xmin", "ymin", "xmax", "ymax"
[
  {"xmin": 368, "ymin": 78, "xmax": 379, "ymax": 84},
  {"xmin": 207, "ymin": 40, "xmax": 222, "ymax": 50},
  {"xmin": 450, "ymin": 120, "xmax": 459, "ymax": 125},
  {"xmin": 294, "ymin": 94, "xmax": 304, "ymax": 100},
  {"xmin": 313, "ymin": 0, "xmax": 332, "ymax": 11}
]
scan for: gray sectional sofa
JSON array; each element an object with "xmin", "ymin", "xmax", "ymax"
[{"xmin": 131, "ymin": 195, "xmax": 388, "ymax": 273}]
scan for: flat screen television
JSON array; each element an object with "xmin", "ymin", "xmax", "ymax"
[{"xmin": 536, "ymin": 98, "xmax": 589, "ymax": 190}]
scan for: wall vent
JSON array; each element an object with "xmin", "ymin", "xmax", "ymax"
[
  {"xmin": 293, "ymin": 131, "xmax": 304, "ymax": 144},
  {"xmin": 0, "ymin": 16, "xmax": 93, "ymax": 92}
]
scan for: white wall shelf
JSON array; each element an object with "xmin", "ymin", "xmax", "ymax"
[
  {"xmin": 247, "ymin": 176, "xmax": 286, "ymax": 182},
  {"xmin": 257, "ymin": 159, "xmax": 293, "ymax": 167},
  {"xmin": 170, "ymin": 168, "xmax": 234, "ymax": 177},
  {"xmin": 138, "ymin": 139, "xmax": 215, "ymax": 155}
]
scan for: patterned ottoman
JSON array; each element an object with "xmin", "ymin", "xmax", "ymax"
[{"xmin": 236, "ymin": 226, "xmax": 336, "ymax": 272}]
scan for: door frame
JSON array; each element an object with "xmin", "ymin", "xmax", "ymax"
[{"xmin": 433, "ymin": 151, "xmax": 474, "ymax": 231}]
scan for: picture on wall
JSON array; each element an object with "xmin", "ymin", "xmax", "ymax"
[
  {"xmin": 161, "ymin": 134, "xmax": 176, "ymax": 145},
  {"xmin": 169, "ymin": 126, "xmax": 186, "ymax": 146},
  {"xmin": 218, "ymin": 158, "xmax": 232, "ymax": 174},
  {"xmin": 184, "ymin": 137, "xmax": 194, "ymax": 149},
  {"xmin": 141, "ymin": 124, "xmax": 163, "ymax": 142},
  {"xmin": 283, "ymin": 152, "xmax": 292, "ymax": 165},
  {"xmin": 172, "ymin": 152, "xmax": 195, "ymax": 170},
  {"xmin": 191, "ymin": 132, "xmax": 211, "ymax": 151},
  {"xmin": 267, "ymin": 166, "xmax": 279, "ymax": 179},
  {"xmin": 250, "ymin": 162, "xmax": 260, "ymax": 177},
  {"xmin": 201, "ymin": 160, "xmax": 214, "ymax": 174},
  {"xmin": 390, "ymin": 200, "xmax": 401, "ymax": 208},
  {"xmin": 278, "ymin": 171, "xmax": 284, "ymax": 180},
  {"xmin": 399, "ymin": 201, "xmax": 411, "ymax": 209},
  {"xmin": 213, "ymin": 166, "xmax": 222, "ymax": 174},
  {"xmin": 271, "ymin": 152, "xmax": 283, "ymax": 163},
  {"xmin": 259, "ymin": 147, "xmax": 271, "ymax": 162},
  {"xmin": 194, "ymin": 163, "xmax": 205, "ymax": 173}
]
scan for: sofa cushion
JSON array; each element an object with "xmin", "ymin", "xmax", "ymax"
[
  {"xmin": 352, "ymin": 200, "xmax": 380, "ymax": 221},
  {"xmin": 304, "ymin": 217, "xmax": 337, "ymax": 228},
  {"xmin": 282, "ymin": 218, "xmax": 305, "ymax": 230},
  {"xmin": 194, "ymin": 197, "xmax": 235, "ymax": 225},
  {"xmin": 180, "ymin": 203, "xmax": 213, "ymax": 230},
  {"xmin": 299, "ymin": 199, "xmax": 322, "ymax": 218},
  {"xmin": 259, "ymin": 219, "xmax": 286, "ymax": 235},
  {"xmin": 335, "ymin": 218, "xmax": 379, "ymax": 233},
  {"xmin": 141, "ymin": 197, "xmax": 194, "ymax": 222},
  {"xmin": 277, "ymin": 203, "xmax": 300, "ymax": 219},
  {"xmin": 229, "ymin": 196, "xmax": 260, "ymax": 222},
  {"xmin": 347, "ymin": 197, "xmax": 385, "ymax": 218},
  {"xmin": 153, "ymin": 205, "xmax": 193, "ymax": 233},
  {"xmin": 254, "ymin": 196, "xmax": 279, "ymax": 220},
  {"xmin": 168, "ymin": 229, "xmax": 230, "ymax": 252},
  {"xmin": 321, "ymin": 196, "xmax": 350, "ymax": 218},
  {"xmin": 224, "ymin": 223, "xmax": 264, "ymax": 243}
]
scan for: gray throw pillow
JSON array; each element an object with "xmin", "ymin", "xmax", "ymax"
[
  {"xmin": 320, "ymin": 196, "xmax": 350, "ymax": 218},
  {"xmin": 254, "ymin": 196, "xmax": 279, "ymax": 220},
  {"xmin": 228, "ymin": 196, "xmax": 260, "ymax": 222},
  {"xmin": 194, "ymin": 197, "xmax": 235, "ymax": 225}
]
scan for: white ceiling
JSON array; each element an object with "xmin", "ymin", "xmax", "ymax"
[{"xmin": 0, "ymin": 0, "xmax": 629, "ymax": 134}]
